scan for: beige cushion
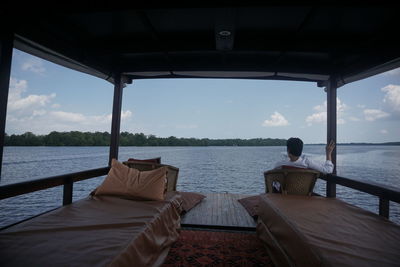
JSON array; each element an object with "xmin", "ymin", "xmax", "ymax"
[
  {"xmin": 178, "ymin": 192, "xmax": 206, "ymax": 213},
  {"xmin": 94, "ymin": 159, "xmax": 167, "ymax": 201}
]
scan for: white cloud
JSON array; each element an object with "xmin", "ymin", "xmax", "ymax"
[
  {"xmin": 380, "ymin": 129, "xmax": 388, "ymax": 134},
  {"xmin": 262, "ymin": 111, "xmax": 289, "ymax": 127},
  {"xmin": 9, "ymin": 93, "xmax": 55, "ymax": 111},
  {"xmin": 121, "ymin": 110, "xmax": 132, "ymax": 120},
  {"xmin": 306, "ymin": 98, "xmax": 346, "ymax": 126},
  {"xmin": 51, "ymin": 111, "xmax": 86, "ymax": 123},
  {"xmin": 363, "ymin": 109, "xmax": 390, "ymax": 121},
  {"xmin": 21, "ymin": 57, "xmax": 46, "ymax": 74},
  {"xmin": 313, "ymin": 103, "xmax": 324, "ymax": 113},
  {"xmin": 7, "ymin": 109, "xmax": 133, "ymax": 134},
  {"xmin": 381, "ymin": 84, "xmax": 400, "ymax": 113},
  {"xmin": 313, "ymin": 99, "xmax": 346, "ymax": 113},
  {"xmin": 6, "ymin": 78, "xmax": 134, "ymax": 134},
  {"xmin": 357, "ymin": 104, "xmax": 366, "ymax": 109},
  {"xmin": 8, "ymin": 78, "xmax": 55, "ymax": 112},
  {"xmin": 8, "ymin": 78, "xmax": 28, "ymax": 101},
  {"xmin": 6, "ymin": 75, "xmax": 138, "ymax": 134},
  {"xmin": 306, "ymin": 112, "xmax": 326, "ymax": 125},
  {"xmin": 51, "ymin": 110, "xmax": 132, "ymax": 124}
]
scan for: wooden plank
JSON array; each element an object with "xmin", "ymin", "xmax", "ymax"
[
  {"xmin": 211, "ymin": 193, "xmax": 217, "ymax": 225},
  {"xmin": 235, "ymin": 194, "xmax": 254, "ymax": 226},
  {"xmin": 229, "ymin": 194, "xmax": 239, "ymax": 225},
  {"xmin": 181, "ymin": 193, "xmax": 256, "ymax": 228},
  {"xmin": 219, "ymin": 193, "xmax": 225, "ymax": 225},
  {"xmin": 236, "ymin": 194, "xmax": 253, "ymax": 226}
]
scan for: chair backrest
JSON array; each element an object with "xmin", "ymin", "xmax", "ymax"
[
  {"xmin": 127, "ymin": 157, "xmax": 161, "ymax": 164},
  {"xmin": 264, "ymin": 169, "xmax": 320, "ymax": 196},
  {"xmin": 123, "ymin": 161, "xmax": 179, "ymax": 192}
]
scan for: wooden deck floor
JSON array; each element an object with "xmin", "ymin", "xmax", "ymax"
[{"xmin": 181, "ymin": 193, "xmax": 256, "ymax": 230}]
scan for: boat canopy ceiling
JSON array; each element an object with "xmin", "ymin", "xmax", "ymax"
[{"xmin": 5, "ymin": 4, "xmax": 400, "ymax": 87}]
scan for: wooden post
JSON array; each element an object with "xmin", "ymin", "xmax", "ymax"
[
  {"xmin": 326, "ymin": 76, "xmax": 337, "ymax": 197},
  {"xmin": 0, "ymin": 34, "xmax": 13, "ymax": 182},
  {"xmin": 109, "ymin": 73, "xmax": 124, "ymax": 166},
  {"xmin": 379, "ymin": 197, "xmax": 389, "ymax": 219},
  {"xmin": 62, "ymin": 178, "xmax": 73, "ymax": 205}
]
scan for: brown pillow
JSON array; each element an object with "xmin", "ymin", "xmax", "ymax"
[
  {"xmin": 94, "ymin": 159, "xmax": 167, "ymax": 201},
  {"xmin": 237, "ymin": 194, "xmax": 264, "ymax": 219},
  {"xmin": 178, "ymin": 192, "xmax": 206, "ymax": 213}
]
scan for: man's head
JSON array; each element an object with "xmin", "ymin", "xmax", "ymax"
[{"xmin": 287, "ymin": 137, "xmax": 303, "ymax": 157}]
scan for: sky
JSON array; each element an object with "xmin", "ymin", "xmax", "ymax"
[{"xmin": 5, "ymin": 49, "xmax": 400, "ymax": 144}]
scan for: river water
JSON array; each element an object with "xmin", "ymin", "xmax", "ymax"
[{"xmin": 1, "ymin": 145, "xmax": 399, "ymax": 227}]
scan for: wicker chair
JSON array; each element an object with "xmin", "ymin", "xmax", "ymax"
[
  {"xmin": 123, "ymin": 161, "xmax": 179, "ymax": 192},
  {"xmin": 264, "ymin": 168, "xmax": 320, "ymax": 196}
]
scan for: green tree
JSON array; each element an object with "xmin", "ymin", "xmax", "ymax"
[{"xmin": 4, "ymin": 131, "xmax": 288, "ymax": 147}]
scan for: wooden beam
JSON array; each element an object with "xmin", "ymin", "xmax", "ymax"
[
  {"xmin": 326, "ymin": 76, "xmax": 337, "ymax": 197},
  {"xmin": 320, "ymin": 175, "xmax": 400, "ymax": 204},
  {"xmin": 109, "ymin": 73, "xmax": 124, "ymax": 165},
  {"xmin": 121, "ymin": 59, "xmax": 334, "ymax": 76},
  {"xmin": 337, "ymin": 56, "xmax": 400, "ymax": 88},
  {"xmin": 319, "ymin": 174, "xmax": 399, "ymax": 218},
  {"xmin": 0, "ymin": 167, "xmax": 109, "ymax": 200},
  {"xmin": 0, "ymin": 34, "xmax": 13, "ymax": 182},
  {"xmin": 89, "ymin": 33, "xmax": 400, "ymax": 56}
]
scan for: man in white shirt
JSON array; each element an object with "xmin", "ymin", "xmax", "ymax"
[{"xmin": 274, "ymin": 137, "xmax": 335, "ymax": 174}]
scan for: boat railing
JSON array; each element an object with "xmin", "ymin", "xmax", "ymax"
[
  {"xmin": 0, "ymin": 169, "xmax": 399, "ymax": 220},
  {"xmin": 0, "ymin": 167, "xmax": 110, "ymax": 206},
  {"xmin": 320, "ymin": 174, "xmax": 400, "ymax": 219}
]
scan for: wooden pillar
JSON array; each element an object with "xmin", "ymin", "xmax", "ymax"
[
  {"xmin": 326, "ymin": 76, "xmax": 337, "ymax": 197},
  {"xmin": 379, "ymin": 197, "xmax": 389, "ymax": 219},
  {"xmin": 0, "ymin": 34, "xmax": 13, "ymax": 182},
  {"xmin": 62, "ymin": 178, "xmax": 73, "ymax": 205},
  {"xmin": 109, "ymin": 73, "xmax": 124, "ymax": 166}
]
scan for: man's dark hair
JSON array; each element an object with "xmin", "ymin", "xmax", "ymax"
[{"xmin": 287, "ymin": 137, "xmax": 303, "ymax": 157}]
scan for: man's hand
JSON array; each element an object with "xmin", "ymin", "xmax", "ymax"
[{"xmin": 326, "ymin": 140, "xmax": 335, "ymax": 161}]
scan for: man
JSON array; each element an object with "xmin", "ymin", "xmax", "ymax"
[{"xmin": 274, "ymin": 137, "xmax": 335, "ymax": 174}]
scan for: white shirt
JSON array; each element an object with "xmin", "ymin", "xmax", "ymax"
[{"xmin": 274, "ymin": 154, "xmax": 334, "ymax": 174}]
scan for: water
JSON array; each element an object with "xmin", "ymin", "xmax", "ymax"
[{"xmin": 1, "ymin": 145, "xmax": 399, "ymax": 227}]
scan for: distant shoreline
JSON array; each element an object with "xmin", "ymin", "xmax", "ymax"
[
  {"xmin": 4, "ymin": 131, "xmax": 286, "ymax": 146},
  {"xmin": 307, "ymin": 142, "xmax": 400, "ymax": 146},
  {"xmin": 4, "ymin": 144, "xmax": 400, "ymax": 147},
  {"xmin": 4, "ymin": 132, "xmax": 400, "ymax": 147},
  {"xmin": 4, "ymin": 131, "xmax": 399, "ymax": 147}
]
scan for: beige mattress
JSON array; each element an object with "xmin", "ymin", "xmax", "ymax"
[
  {"xmin": 257, "ymin": 194, "xmax": 400, "ymax": 267},
  {"xmin": 0, "ymin": 193, "xmax": 182, "ymax": 267}
]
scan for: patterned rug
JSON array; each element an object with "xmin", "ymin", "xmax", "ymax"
[{"xmin": 162, "ymin": 229, "xmax": 273, "ymax": 266}]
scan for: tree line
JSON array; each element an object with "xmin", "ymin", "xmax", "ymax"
[{"xmin": 4, "ymin": 131, "xmax": 287, "ymax": 146}]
